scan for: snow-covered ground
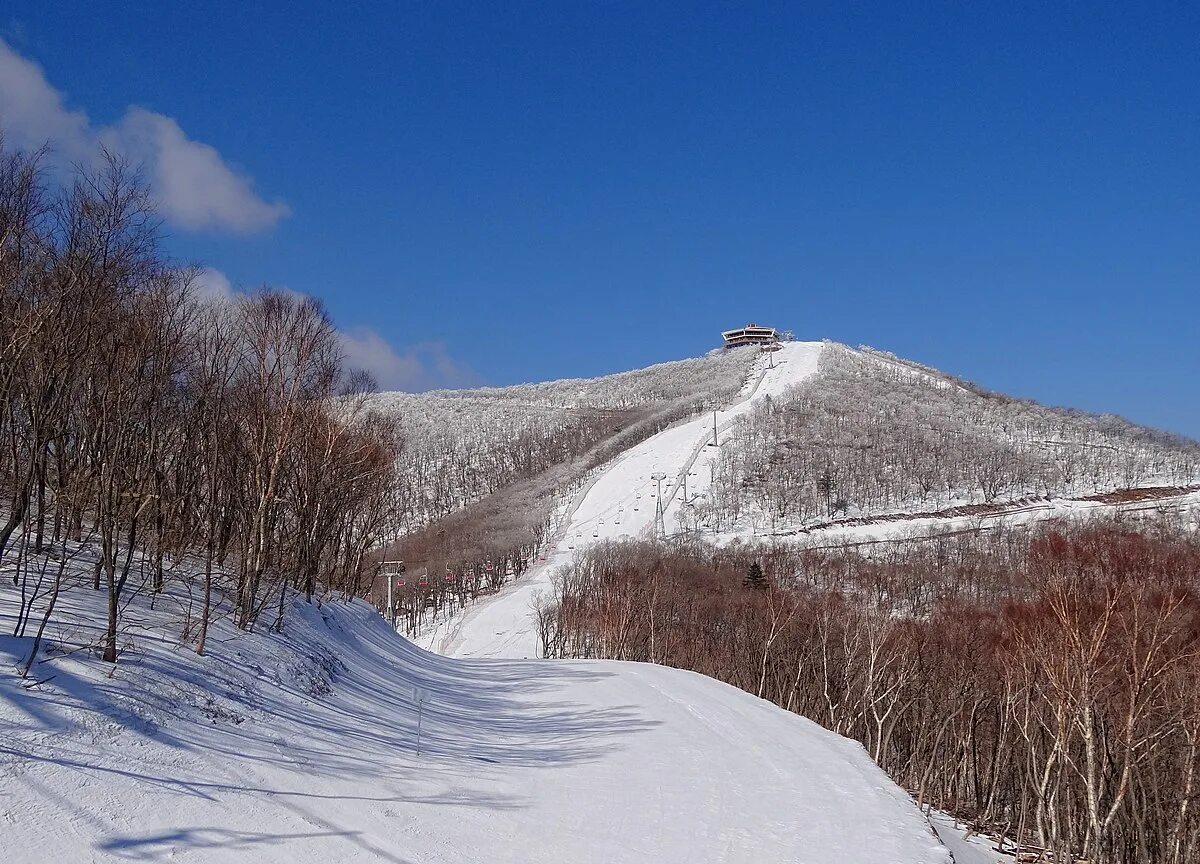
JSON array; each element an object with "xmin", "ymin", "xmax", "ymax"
[
  {"xmin": 2, "ymin": 570, "xmax": 950, "ymax": 863},
  {"xmin": 435, "ymin": 341, "xmax": 825, "ymax": 660},
  {"xmin": 928, "ymin": 812, "xmax": 1011, "ymax": 864},
  {"xmin": 746, "ymin": 487, "xmax": 1200, "ymax": 549}
]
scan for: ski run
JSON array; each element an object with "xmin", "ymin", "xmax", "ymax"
[{"xmin": 4, "ymin": 341, "xmax": 1013, "ymax": 862}]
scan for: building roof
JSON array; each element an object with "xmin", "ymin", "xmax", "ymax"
[{"xmin": 722, "ymin": 323, "xmax": 779, "ymax": 344}]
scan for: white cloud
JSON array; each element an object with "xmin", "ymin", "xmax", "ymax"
[
  {"xmin": 192, "ymin": 266, "xmax": 238, "ymax": 304},
  {"xmin": 192, "ymin": 268, "xmax": 478, "ymax": 391},
  {"xmin": 339, "ymin": 329, "xmax": 481, "ymax": 392},
  {"xmin": 107, "ymin": 108, "xmax": 289, "ymax": 232},
  {"xmin": 0, "ymin": 38, "xmax": 287, "ymax": 233},
  {"xmin": 0, "ymin": 36, "xmax": 88, "ymax": 155}
]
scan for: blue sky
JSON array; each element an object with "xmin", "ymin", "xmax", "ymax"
[{"xmin": 2, "ymin": 2, "xmax": 1197, "ymax": 434}]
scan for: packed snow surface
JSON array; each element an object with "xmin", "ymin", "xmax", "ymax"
[
  {"xmin": 437, "ymin": 341, "xmax": 826, "ymax": 659},
  {"xmin": 2, "ymin": 588, "xmax": 948, "ymax": 863}
]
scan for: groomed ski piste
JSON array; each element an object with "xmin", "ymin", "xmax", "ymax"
[
  {"xmin": 432, "ymin": 341, "xmax": 826, "ymax": 660},
  {"xmin": 407, "ymin": 341, "xmax": 1002, "ymax": 861},
  {"xmin": 1, "ymin": 341, "xmax": 1007, "ymax": 863}
]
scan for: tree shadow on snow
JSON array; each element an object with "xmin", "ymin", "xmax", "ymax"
[
  {"xmin": 1, "ymin": 599, "xmax": 661, "ymax": 835},
  {"xmin": 2, "ymin": 590, "xmax": 662, "ymax": 864},
  {"xmin": 95, "ymin": 827, "xmax": 412, "ymax": 863}
]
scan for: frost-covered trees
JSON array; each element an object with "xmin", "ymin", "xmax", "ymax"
[
  {"xmin": 700, "ymin": 344, "xmax": 1200, "ymax": 532},
  {"xmin": 368, "ymin": 349, "xmax": 757, "ymax": 534},
  {"xmin": 365, "ymin": 347, "xmax": 761, "ymax": 630}
]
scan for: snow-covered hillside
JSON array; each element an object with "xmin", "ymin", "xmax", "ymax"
[
  {"xmin": 367, "ymin": 349, "xmax": 757, "ymax": 534},
  {"xmin": 425, "ymin": 339, "xmax": 1200, "ymax": 661},
  {"xmin": 1, "ymin": 554, "xmax": 953, "ymax": 863},
  {"xmin": 700, "ymin": 343, "xmax": 1200, "ymax": 539},
  {"xmin": 752, "ymin": 485, "xmax": 1200, "ymax": 550},
  {"xmin": 432, "ymin": 341, "xmax": 826, "ymax": 659}
]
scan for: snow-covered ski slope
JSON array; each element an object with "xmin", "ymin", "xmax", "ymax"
[
  {"xmin": 2, "ymin": 582, "xmax": 952, "ymax": 863},
  {"xmin": 0, "ymin": 341, "xmax": 1000, "ymax": 862},
  {"xmin": 436, "ymin": 341, "xmax": 825, "ymax": 660}
]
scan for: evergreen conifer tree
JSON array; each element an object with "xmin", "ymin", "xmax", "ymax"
[{"xmin": 743, "ymin": 562, "xmax": 766, "ymax": 590}]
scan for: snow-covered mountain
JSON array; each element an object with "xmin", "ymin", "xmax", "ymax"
[
  {"xmin": 428, "ymin": 341, "xmax": 828, "ymax": 658},
  {"xmin": 382, "ymin": 340, "xmax": 1198, "ymax": 554},
  {"xmin": 10, "ymin": 335, "xmax": 1190, "ymax": 863},
  {"xmin": 367, "ymin": 350, "xmax": 757, "ymax": 534},
  {"xmin": 413, "ymin": 340, "xmax": 1198, "ymax": 657},
  {"xmin": 702, "ymin": 343, "xmax": 1200, "ymax": 539}
]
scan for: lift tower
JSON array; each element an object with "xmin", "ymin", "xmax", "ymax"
[{"xmin": 651, "ymin": 472, "xmax": 668, "ymax": 540}]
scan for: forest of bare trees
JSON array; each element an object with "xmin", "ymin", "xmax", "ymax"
[
  {"xmin": 700, "ymin": 344, "xmax": 1200, "ymax": 533},
  {"xmin": 0, "ymin": 138, "xmax": 400, "ymax": 668},
  {"xmin": 537, "ymin": 520, "xmax": 1200, "ymax": 863}
]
